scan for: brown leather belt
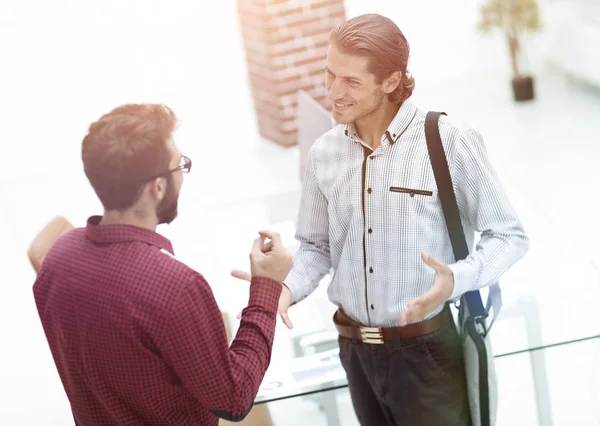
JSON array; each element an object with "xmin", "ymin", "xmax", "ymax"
[{"xmin": 333, "ymin": 304, "xmax": 453, "ymax": 344}]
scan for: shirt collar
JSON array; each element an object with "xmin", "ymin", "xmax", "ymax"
[
  {"xmin": 342, "ymin": 99, "xmax": 417, "ymax": 147},
  {"xmin": 85, "ymin": 216, "xmax": 174, "ymax": 254}
]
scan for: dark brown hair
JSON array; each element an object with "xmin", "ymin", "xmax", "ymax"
[
  {"xmin": 82, "ymin": 104, "xmax": 177, "ymax": 211},
  {"xmin": 330, "ymin": 14, "xmax": 415, "ymax": 103}
]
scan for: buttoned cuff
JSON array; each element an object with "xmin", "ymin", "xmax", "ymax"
[
  {"xmin": 248, "ymin": 277, "xmax": 282, "ymax": 314},
  {"xmin": 281, "ymin": 268, "xmax": 306, "ymax": 304},
  {"xmin": 448, "ymin": 261, "xmax": 476, "ymax": 302}
]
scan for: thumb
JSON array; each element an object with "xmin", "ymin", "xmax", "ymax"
[
  {"xmin": 421, "ymin": 251, "xmax": 442, "ymax": 270},
  {"xmin": 280, "ymin": 310, "xmax": 294, "ymax": 329},
  {"xmin": 231, "ymin": 269, "xmax": 251, "ymax": 282}
]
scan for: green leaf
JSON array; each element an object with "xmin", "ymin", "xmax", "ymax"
[{"xmin": 477, "ymin": 0, "xmax": 542, "ymax": 33}]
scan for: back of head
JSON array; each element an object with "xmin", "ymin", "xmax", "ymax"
[
  {"xmin": 330, "ymin": 14, "xmax": 415, "ymax": 103},
  {"xmin": 82, "ymin": 104, "xmax": 177, "ymax": 211}
]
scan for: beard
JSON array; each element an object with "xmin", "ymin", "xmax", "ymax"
[
  {"xmin": 331, "ymin": 86, "xmax": 386, "ymax": 125},
  {"xmin": 156, "ymin": 175, "xmax": 179, "ymax": 225}
]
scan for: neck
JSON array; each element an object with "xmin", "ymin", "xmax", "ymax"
[
  {"xmin": 355, "ymin": 101, "xmax": 401, "ymax": 150},
  {"xmin": 100, "ymin": 208, "xmax": 158, "ymax": 231}
]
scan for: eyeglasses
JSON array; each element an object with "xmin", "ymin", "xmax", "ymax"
[{"xmin": 147, "ymin": 155, "xmax": 192, "ymax": 182}]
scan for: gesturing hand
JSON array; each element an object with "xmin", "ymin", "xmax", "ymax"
[
  {"xmin": 231, "ymin": 230, "xmax": 295, "ymax": 329},
  {"xmin": 399, "ymin": 251, "xmax": 454, "ymax": 326},
  {"xmin": 249, "ymin": 230, "xmax": 293, "ymax": 283}
]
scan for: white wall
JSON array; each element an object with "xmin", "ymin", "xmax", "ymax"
[
  {"xmin": 0, "ymin": 0, "xmax": 562, "ymax": 181},
  {"xmin": 345, "ymin": 0, "xmax": 552, "ymax": 85},
  {"xmin": 547, "ymin": 0, "xmax": 600, "ymax": 88},
  {"xmin": 0, "ymin": 0, "xmax": 257, "ymax": 182}
]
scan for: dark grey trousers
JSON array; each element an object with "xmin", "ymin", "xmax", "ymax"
[{"xmin": 338, "ymin": 320, "xmax": 472, "ymax": 426}]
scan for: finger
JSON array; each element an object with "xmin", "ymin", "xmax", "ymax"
[
  {"xmin": 399, "ymin": 312, "xmax": 407, "ymax": 327},
  {"xmin": 280, "ymin": 310, "xmax": 294, "ymax": 329},
  {"xmin": 231, "ymin": 269, "xmax": 252, "ymax": 282},
  {"xmin": 400, "ymin": 307, "xmax": 422, "ymax": 326},
  {"xmin": 406, "ymin": 297, "xmax": 422, "ymax": 311},
  {"xmin": 251, "ymin": 236, "xmax": 266, "ymax": 255},
  {"xmin": 261, "ymin": 241, "xmax": 274, "ymax": 253},
  {"xmin": 421, "ymin": 251, "xmax": 445, "ymax": 271},
  {"xmin": 258, "ymin": 230, "xmax": 283, "ymax": 248},
  {"xmin": 412, "ymin": 285, "xmax": 439, "ymax": 307},
  {"xmin": 400, "ymin": 298, "xmax": 426, "ymax": 326}
]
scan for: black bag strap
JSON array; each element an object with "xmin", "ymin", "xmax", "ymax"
[
  {"xmin": 425, "ymin": 111, "xmax": 490, "ymax": 426},
  {"xmin": 424, "ymin": 111, "xmax": 486, "ymax": 319}
]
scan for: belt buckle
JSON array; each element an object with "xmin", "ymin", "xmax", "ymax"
[{"xmin": 359, "ymin": 326, "xmax": 384, "ymax": 344}]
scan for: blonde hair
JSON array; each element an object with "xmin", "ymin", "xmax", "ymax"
[{"xmin": 330, "ymin": 14, "xmax": 415, "ymax": 103}]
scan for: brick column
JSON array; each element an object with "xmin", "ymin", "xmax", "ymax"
[{"xmin": 237, "ymin": 0, "xmax": 346, "ymax": 147}]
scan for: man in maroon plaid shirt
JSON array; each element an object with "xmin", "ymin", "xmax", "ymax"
[{"xmin": 32, "ymin": 104, "xmax": 293, "ymax": 425}]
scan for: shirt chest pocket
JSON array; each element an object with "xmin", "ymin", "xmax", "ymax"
[
  {"xmin": 386, "ymin": 185, "xmax": 439, "ymax": 217},
  {"xmin": 389, "ymin": 186, "xmax": 433, "ymax": 198}
]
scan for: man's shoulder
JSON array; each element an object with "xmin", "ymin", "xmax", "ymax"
[
  {"xmin": 309, "ymin": 124, "xmax": 351, "ymax": 157},
  {"xmin": 43, "ymin": 227, "xmax": 86, "ymax": 261},
  {"xmin": 147, "ymin": 249, "xmax": 217, "ymax": 315},
  {"xmin": 147, "ymin": 247, "xmax": 200, "ymax": 285},
  {"xmin": 314, "ymin": 124, "xmax": 347, "ymax": 148},
  {"xmin": 414, "ymin": 109, "xmax": 482, "ymax": 151},
  {"xmin": 119, "ymin": 246, "xmax": 207, "ymax": 317},
  {"xmin": 438, "ymin": 113, "xmax": 478, "ymax": 137},
  {"xmin": 48, "ymin": 232, "xmax": 201, "ymax": 292}
]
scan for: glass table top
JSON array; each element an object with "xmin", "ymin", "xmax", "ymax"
[{"xmin": 255, "ymin": 331, "xmax": 600, "ymax": 405}]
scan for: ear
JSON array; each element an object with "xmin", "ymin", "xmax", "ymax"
[
  {"xmin": 383, "ymin": 70, "xmax": 401, "ymax": 94},
  {"xmin": 147, "ymin": 177, "xmax": 166, "ymax": 202}
]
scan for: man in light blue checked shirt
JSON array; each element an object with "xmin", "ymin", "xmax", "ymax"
[{"xmin": 234, "ymin": 13, "xmax": 529, "ymax": 426}]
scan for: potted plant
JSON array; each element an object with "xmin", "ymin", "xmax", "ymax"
[{"xmin": 478, "ymin": 0, "xmax": 542, "ymax": 101}]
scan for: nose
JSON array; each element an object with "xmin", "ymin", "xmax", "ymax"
[{"xmin": 327, "ymin": 79, "xmax": 345, "ymax": 102}]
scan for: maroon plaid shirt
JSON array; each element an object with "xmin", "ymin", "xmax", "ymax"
[{"xmin": 33, "ymin": 216, "xmax": 281, "ymax": 425}]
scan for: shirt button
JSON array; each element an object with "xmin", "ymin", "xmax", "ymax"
[
  {"xmin": 368, "ymin": 228, "xmax": 372, "ymax": 234},
  {"xmin": 367, "ymin": 188, "xmax": 372, "ymax": 194},
  {"xmin": 369, "ymin": 267, "xmax": 373, "ymax": 273},
  {"xmin": 370, "ymin": 304, "xmax": 374, "ymax": 310}
]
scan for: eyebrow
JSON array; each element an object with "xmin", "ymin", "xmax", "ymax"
[{"xmin": 325, "ymin": 67, "xmax": 362, "ymax": 82}]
